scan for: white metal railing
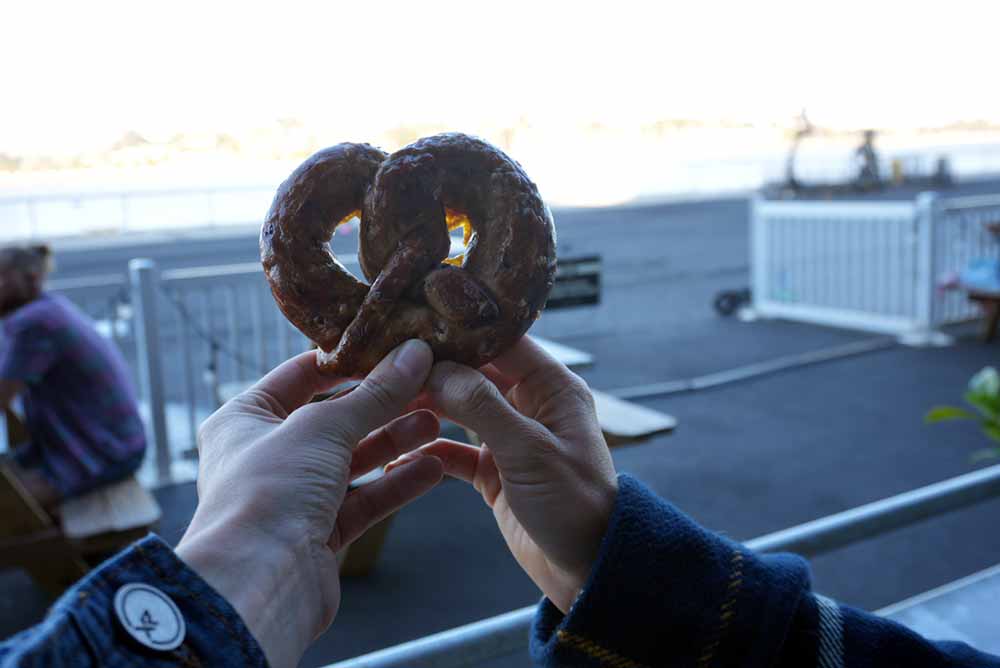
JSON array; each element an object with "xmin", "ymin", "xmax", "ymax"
[
  {"xmin": 751, "ymin": 191, "xmax": 1000, "ymax": 342},
  {"xmin": 0, "ymin": 186, "xmax": 277, "ymax": 241},
  {"xmin": 47, "ymin": 258, "xmax": 323, "ymax": 484}
]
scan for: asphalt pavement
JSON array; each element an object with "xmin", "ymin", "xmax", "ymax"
[{"xmin": 3, "ymin": 184, "xmax": 1000, "ymax": 667}]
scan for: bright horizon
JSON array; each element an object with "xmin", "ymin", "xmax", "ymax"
[{"xmin": 5, "ymin": 0, "xmax": 1000, "ymax": 156}]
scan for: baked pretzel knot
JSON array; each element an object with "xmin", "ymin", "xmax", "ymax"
[{"xmin": 260, "ymin": 133, "xmax": 557, "ymax": 377}]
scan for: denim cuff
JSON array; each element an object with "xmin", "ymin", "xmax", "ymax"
[{"xmin": 49, "ymin": 534, "xmax": 268, "ymax": 667}]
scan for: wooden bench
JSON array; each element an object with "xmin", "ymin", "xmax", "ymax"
[
  {"xmin": 0, "ymin": 410, "xmax": 161, "ymax": 597},
  {"xmin": 534, "ymin": 339, "xmax": 677, "ymax": 447},
  {"xmin": 462, "ymin": 385, "xmax": 677, "ymax": 448},
  {"xmin": 591, "ymin": 389, "xmax": 677, "ymax": 447}
]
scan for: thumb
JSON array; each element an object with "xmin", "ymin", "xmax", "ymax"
[
  {"xmin": 425, "ymin": 361, "xmax": 543, "ymax": 465},
  {"xmin": 326, "ymin": 339, "xmax": 434, "ymax": 445}
]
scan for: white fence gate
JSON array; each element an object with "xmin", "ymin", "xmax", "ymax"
[{"xmin": 751, "ymin": 192, "xmax": 1000, "ymax": 342}]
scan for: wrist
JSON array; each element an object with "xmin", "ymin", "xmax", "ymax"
[
  {"xmin": 176, "ymin": 510, "xmax": 330, "ymax": 668},
  {"xmin": 563, "ymin": 476, "xmax": 620, "ymax": 611}
]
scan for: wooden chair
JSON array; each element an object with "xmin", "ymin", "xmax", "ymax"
[
  {"xmin": 0, "ymin": 463, "xmax": 88, "ymax": 596},
  {"xmin": 968, "ymin": 290, "xmax": 1000, "ymax": 343},
  {"xmin": 339, "ymin": 513, "xmax": 395, "ymax": 578},
  {"xmin": 0, "ymin": 409, "xmax": 161, "ymax": 597}
]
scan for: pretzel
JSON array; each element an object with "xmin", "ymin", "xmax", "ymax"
[{"xmin": 260, "ymin": 133, "xmax": 557, "ymax": 377}]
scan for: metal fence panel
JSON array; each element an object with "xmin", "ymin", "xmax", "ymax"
[
  {"xmin": 752, "ymin": 192, "xmax": 1000, "ymax": 338},
  {"xmin": 752, "ymin": 198, "xmax": 920, "ymax": 334}
]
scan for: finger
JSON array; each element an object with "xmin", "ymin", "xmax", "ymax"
[
  {"xmin": 488, "ymin": 336, "xmax": 569, "ymax": 386},
  {"xmin": 387, "ymin": 439, "xmax": 502, "ymax": 506},
  {"xmin": 332, "ymin": 339, "xmax": 434, "ymax": 442},
  {"xmin": 424, "ymin": 361, "xmax": 540, "ymax": 457},
  {"xmin": 319, "ymin": 382, "xmax": 359, "ymax": 402},
  {"xmin": 403, "ymin": 391, "xmax": 437, "ymax": 416},
  {"xmin": 289, "ymin": 340, "xmax": 433, "ymax": 447},
  {"xmin": 489, "ymin": 337, "xmax": 596, "ymax": 431},
  {"xmin": 386, "ymin": 438, "xmax": 478, "ymax": 482},
  {"xmin": 479, "ymin": 363, "xmax": 517, "ymax": 397},
  {"xmin": 349, "ymin": 410, "xmax": 440, "ymax": 480},
  {"xmin": 329, "ymin": 456, "xmax": 444, "ymax": 552},
  {"xmin": 403, "ymin": 366, "xmax": 511, "ymax": 416},
  {"xmin": 239, "ymin": 350, "xmax": 345, "ymax": 417}
]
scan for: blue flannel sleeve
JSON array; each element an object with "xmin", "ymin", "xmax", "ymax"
[
  {"xmin": 778, "ymin": 595, "xmax": 1000, "ymax": 668},
  {"xmin": 531, "ymin": 474, "xmax": 1000, "ymax": 668},
  {"xmin": 0, "ymin": 534, "xmax": 268, "ymax": 667},
  {"xmin": 0, "ymin": 318, "xmax": 59, "ymax": 385}
]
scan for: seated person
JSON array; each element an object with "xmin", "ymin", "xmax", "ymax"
[{"xmin": 0, "ymin": 244, "xmax": 146, "ymax": 510}]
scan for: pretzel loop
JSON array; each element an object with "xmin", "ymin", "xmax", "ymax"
[{"xmin": 261, "ymin": 133, "xmax": 557, "ymax": 377}]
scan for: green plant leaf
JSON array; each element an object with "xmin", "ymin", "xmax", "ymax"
[
  {"xmin": 964, "ymin": 391, "xmax": 1000, "ymax": 421},
  {"xmin": 925, "ymin": 406, "xmax": 977, "ymax": 423},
  {"xmin": 970, "ymin": 447, "xmax": 1000, "ymax": 463},
  {"xmin": 985, "ymin": 423, "xmax": 1000, "ymax": 444}
]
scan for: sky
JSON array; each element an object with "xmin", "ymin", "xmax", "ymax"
[{"xmin": 3, "ymin": 0, "xmax": 1000, "ymax": 155}]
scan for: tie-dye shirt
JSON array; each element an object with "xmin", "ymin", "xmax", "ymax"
[{"xmin": 0, "ymin": 293, "xmax": 146, "ymax": 498}]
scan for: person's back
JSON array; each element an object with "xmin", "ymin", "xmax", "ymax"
[{"xmin": 0, "ymin": 248, "xmax": 146, "ymax": 503}]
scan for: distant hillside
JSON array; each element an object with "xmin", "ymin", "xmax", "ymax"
[{"xmin": 4, "ymin": 117, "xmax": 1000, "ymax": 176}]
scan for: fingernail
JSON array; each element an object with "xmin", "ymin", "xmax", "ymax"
[
  {"xmin": 392, "ymin": 340, "xmax": 430, "ymax": 378},
  {"xmin": 326, "ymin": 384, "xmax": 358, "ymax": 401},
  {"xmin": 386, "ymin": 453, "xmax": 418, "ymax": 472}
]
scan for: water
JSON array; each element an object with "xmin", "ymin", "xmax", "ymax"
[{"xmin": 2, "ymin": 137, "xmax": 1000, "ymax": 242}]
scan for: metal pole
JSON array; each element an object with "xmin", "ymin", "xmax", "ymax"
[
  {"xmin": 326, "ymin": 463, "xmax": 1000, "ymax": 668},
  {"xmin": 129, "ymin": 259, "xmax": 171, "ymax": 485},
  {"xmin": 746, "ymin": 463, "xmax": 1000, "ymax": 556},
  {"xmin": 749, "ymin": 194, "xmax": 766, "ymax": 316},
  {"xmin": 912, "ymin": 191, "xmax": 937, "ymax": 336},
  {"xmin": 177, "ymin": 292, "xmax": 199, "ymax": 452},
  {"xmin": 327, "ymin": 607, "xmax": 535, "ymax": 668}
]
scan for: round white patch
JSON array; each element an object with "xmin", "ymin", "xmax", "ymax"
[{"xmin": 113, "ymin": 583, "xmax": 186, "ymax": 651}]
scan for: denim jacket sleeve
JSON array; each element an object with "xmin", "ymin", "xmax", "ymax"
[{"xmin": 0, "ymin": 534, "xmax": 268, "ymax": 667}]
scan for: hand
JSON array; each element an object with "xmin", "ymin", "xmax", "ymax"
[
  {"xmin": 388, "ymin": 336, "xmax": 618, "ymax": 613},
  {"xmin": 176, "ymin": 340, "xmax": 443, "ymax": 668}
]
